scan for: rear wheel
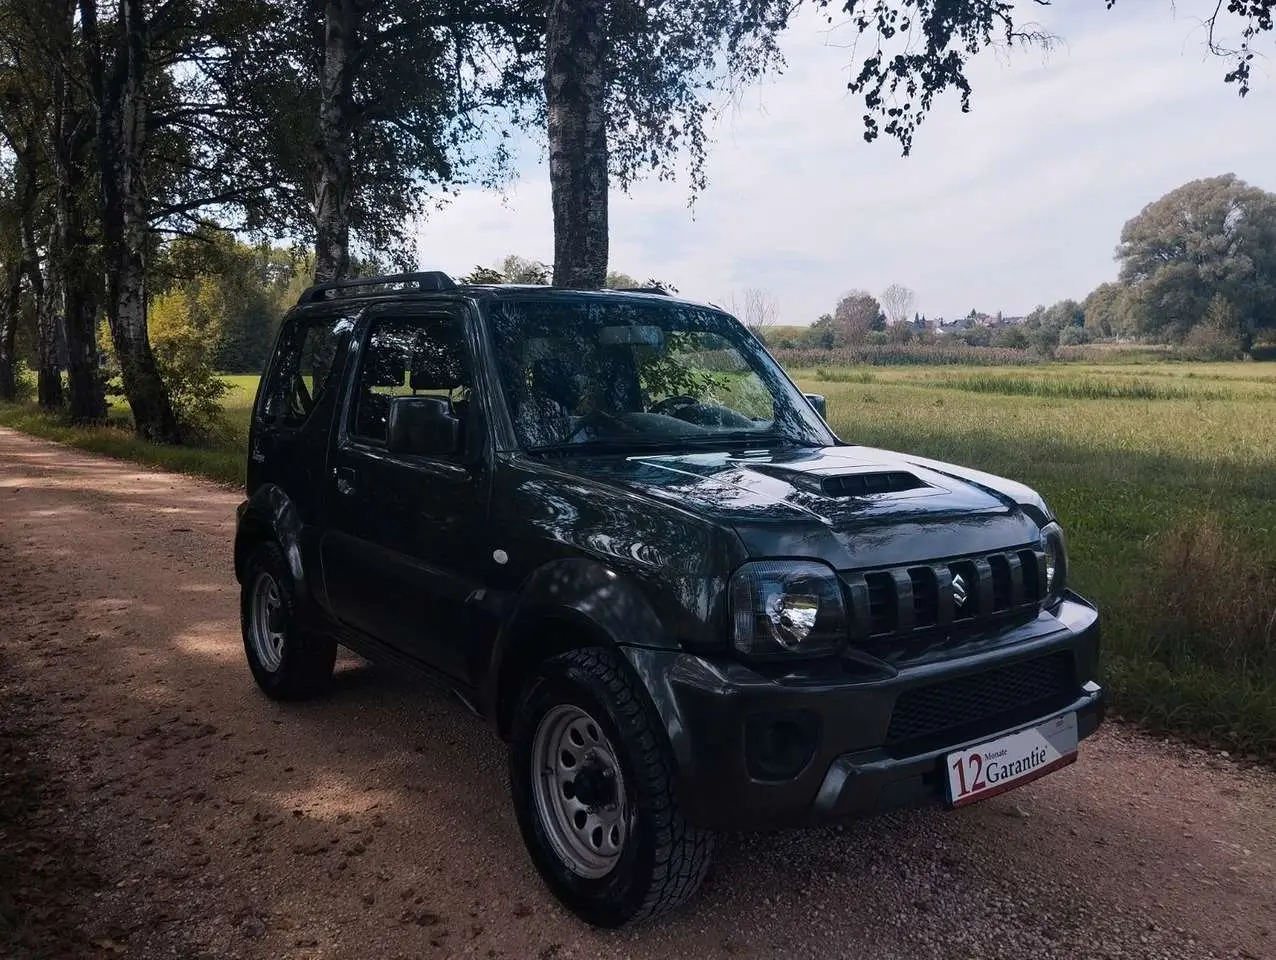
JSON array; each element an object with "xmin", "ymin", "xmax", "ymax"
[
  {"xmin": 240, "ymin": 542, "xmax": 336, "ymax": 700},
  {"xmin": 509, "ymin": 648, "xmax": 714, "ymax": 927}
]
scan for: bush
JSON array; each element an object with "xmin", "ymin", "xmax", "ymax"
[
  {"xmin": 1058, "ymin": 325, "xmax": 1091, "ymax": 347},
  {"xmin": 1249, "ymin": 343, "xmax": 1276, "ymax": 362},
  {"xmin": 1182, "ymin": 323, "xmax": 1241, "ymax": 361},
  {"xmin": 11, "ymin": 360, "xmax": 35, "ymax": 403},
  {"xmin": 1129, "ymin": 518, "xmax": 1276, "ymax": 679},
  {"xmin": 146, "ymin": 288, "xmax": 230, "ymax": 442},
  {"xmin": 993, "ymin": 326, "xmax": 1028, "ymax": 349}
]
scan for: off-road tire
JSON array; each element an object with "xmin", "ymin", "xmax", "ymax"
[
  {"xmin": 509, "ymin": 647, "xmax": 715, "ymax": 927},
  {"xmin": 240, "ymin": 542, "xmax": 336, "ymax": 701}
]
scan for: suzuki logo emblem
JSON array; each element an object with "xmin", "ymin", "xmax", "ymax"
[{"xmin": 952, "ymin": 573, "xmax": 969, "ymax": 608}]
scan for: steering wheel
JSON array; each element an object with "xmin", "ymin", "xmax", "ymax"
[
  {"xmin": 563, "ymin": 408, "xmax": 635, "ymax": 443},
  {"xmin": 649, "ymin": 395, "xmax": 699, "ymax": 416}
]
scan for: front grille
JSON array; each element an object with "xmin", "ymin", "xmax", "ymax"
[
  {"xmin": 841, "ymin": 547, "xmax": 1046, "ymax": 653},
  {"xmin": 886, "ymin": 652, "xmax": 1076, "ymax": 749}
]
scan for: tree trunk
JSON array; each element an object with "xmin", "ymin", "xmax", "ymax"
[
  {"xmin": 16, "ymin": 141, "xmax": 63, "ymax": 411},
  {"xmin": 545, "ymin": 0, "xmax": 609, "ymax": 290},
  {"xmin": 0, "ymin": 260, "xmax": 20, "ymax": 402},
  {"xmin": 29, "ymin": 262, "xmax": 63, "ymax": 411},
  {"xmin": 313, "ymin": 0, "xmax": 357, "ymax": 284},
  {"xmin": 52, "ymin": 0, "xmax": 106, "ymax": 422},
  {"xmin": 80, "ymin": 0, "xmax": 180, "ymax": 442}
]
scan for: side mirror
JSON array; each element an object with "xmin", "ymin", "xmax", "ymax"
[
  {"xmin": 387, "ymin": 396, "xmax": 461, "ymax": 457},
  {"xmin": 803, "ymin": 393, "xmax": 827, "ymax": 418}
]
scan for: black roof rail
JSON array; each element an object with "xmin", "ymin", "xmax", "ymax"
[
  {"xmin": 298, "ymin": 271, "xmax": 457, "ymax": 305},
  {"xmin": 612, "ymin": 286, "xmax": 669, "ymax": 296}
]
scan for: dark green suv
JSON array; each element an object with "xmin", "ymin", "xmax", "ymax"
[{"xmin": 234, "ymin": 272, "xmax": 1103, "ymax": 927}]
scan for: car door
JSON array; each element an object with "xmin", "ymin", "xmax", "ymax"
[
  {"xmin": 320, "ymin": 303, "xmax": 492, "ymax": 682},
  {"xmin": 248, "ymin": 309, "xmax": 357, "ymax": 605}
]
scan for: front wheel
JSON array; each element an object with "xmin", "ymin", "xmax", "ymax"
[{"xmin": 509, "ymin": 648, "xmax": 715, "ymax": 927}]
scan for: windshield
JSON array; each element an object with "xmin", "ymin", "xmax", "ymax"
[{"xmin": 485, "ymin": 296, "xmax": 833, "ymax": 452}]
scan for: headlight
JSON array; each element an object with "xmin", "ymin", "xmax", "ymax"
[
  {"xmin": 729, "ymin": 560, "xmax": 847, "ymax": 659},
  {"xmin": 1039, "ymin": 521, "xmax": 1068, "ymax": 605}
]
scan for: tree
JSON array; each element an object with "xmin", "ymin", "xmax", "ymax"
[
  {"xmin": 545, "ymin": 0, "xmax": 608, "ymax": 289},
  {"xmin": 808, "ymin": 1, "xmax": 1272, "ymax": 155},
  {"xmin": 1116, "ymin": 174, "xmax": 1276, "ymax": 346},
  {"xmin": 799, "ymin": 313, "xmax": 835, "ymax": 349},
  {"xmin": 879, "ymin": 283, "xmax": 915, "ymax": 326},
  {"xmin": 546, "ymin": 1, "xmax": 791, "ymax": 288},
  {"xmin": 224, "ymin": 1, "xmax": 540, "ymax": 284},
  {"xmin": 994, "ymin": 325, "xmax": 1028, "ymax": 349},
  {"xmin": 725, "ymin": 287, "xmax": 780, "ymax": 334},
  {"xmin": 30, "ymin": 0, "xmax": 107, "ymax": 420},
  {"xmin": 1082, "ymin": 281, "xmax": 1126, "ymax": 338},
  {"xmin": 0, "ymin": 168, "xmax": 20, "ymax": 402},
  {"xmin": 79, "ymin": 0, "xmax": 181, "ymax": 441},
  {"xmin": 604, "ymin": 269, "xmax": 639, "ymax": 289},
  {"xmin": 832, "ymin": 290, "xmax": 885, "ymax": 345},
  {"xmin": 502, "ymin": 254, "xmax": 551, "ymax": 285}
]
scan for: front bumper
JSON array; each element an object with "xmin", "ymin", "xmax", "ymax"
[{"xmin": 622, "ymin": 592, "xmax": 1103, "ymax": 832}]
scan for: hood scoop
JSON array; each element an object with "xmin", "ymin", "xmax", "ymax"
[
  {"xmin": 744, "ymin": 461, "xmax": 933, "ymax": 499},
  {"xmin": 818, "ymin": 471, "xmax": 930, "ymax": 498}
]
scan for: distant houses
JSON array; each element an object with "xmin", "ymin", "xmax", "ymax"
[{"xmin": 933, "ymin": 311, "xmax": 1026, "ymax": 335}]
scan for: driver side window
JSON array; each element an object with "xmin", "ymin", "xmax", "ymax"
[{"xmin": 350, "ymin": 315, "xmax": 473, "ymax": 445}]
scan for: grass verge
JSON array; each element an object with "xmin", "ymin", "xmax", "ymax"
[{"xmin": 0, "ymin": 404, "xmax": 246, "ymax": 487}]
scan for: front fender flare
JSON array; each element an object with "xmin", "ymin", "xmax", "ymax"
[{"xmin": 483, "ymin": 557, "xmax": 676, "ymax": 731}]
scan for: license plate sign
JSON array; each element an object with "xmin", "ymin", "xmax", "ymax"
[{"xmin": 946, "ymin": 712, "xmax": 1078, "ymax": 808}]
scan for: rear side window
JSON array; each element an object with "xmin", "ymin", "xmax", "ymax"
[{"xmin": 260, "ymin": 313, "xmax": 354, "ymax": 426}]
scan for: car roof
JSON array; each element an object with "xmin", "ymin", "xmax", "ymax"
[{"xmin": 291, "ymin": 272, "xmax": 723, "ymax": 314}]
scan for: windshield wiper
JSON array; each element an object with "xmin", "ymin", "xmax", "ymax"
[
  {"xmin": 675, "ymin": 432, "xmax": 799, "ymax": 447},
  {"xmin": 526, "ymin": 437, "xmax": 690, "ymax": 456},
  {"xmin": 526, "ymin": 433, "xmax": 803, "ymax": 456}
]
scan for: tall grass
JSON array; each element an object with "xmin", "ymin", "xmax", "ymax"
[
  {"xmin": 772, "ymin": 344, "xmax": 1040, "ymax": 367},
  {"xmin": 932, "ymin": 374, "xmax": 1230, "ymax": 401},
  {"xmin": 814, "ymin": 368, "xmax": 876, "ymax": 383}
]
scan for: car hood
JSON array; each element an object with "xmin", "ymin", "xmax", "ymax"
[{"xmin": 542, "ymin": 444, "xmax": 1049, "ymax": 569}]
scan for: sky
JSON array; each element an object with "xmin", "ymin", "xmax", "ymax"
[{"xmin": 414, "ymin": 1, "xmax": 1276, "ymax": 325}]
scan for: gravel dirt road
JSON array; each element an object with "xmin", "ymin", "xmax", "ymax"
[{"xmin": 1, "ymin": 426, "xmax": 1273, "ymax": 960}]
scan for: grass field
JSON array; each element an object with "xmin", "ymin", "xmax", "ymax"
[
  {"xmin": 796, "ymin": 363, "xmax": 1276, "ymax": 755},
  {"xmin": 2, "ymin": 363, "xmax": 1274, "ymax": 754}
]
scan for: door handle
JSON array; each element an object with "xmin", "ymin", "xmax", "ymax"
[{"xmin": 335, "ymin": 466, "xmax": 356, "ymax": 496}]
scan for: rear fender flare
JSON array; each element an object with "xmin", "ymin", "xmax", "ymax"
[{"xmin": 234, "ymin": 484, "xmax": 307, "ymax": 596}]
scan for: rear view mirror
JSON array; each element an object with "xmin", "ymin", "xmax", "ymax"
[
  {"xmin": 804, "ymin": 393, "xmax": 827, "ymax": 418},
  {"xmin": 387, "ymin": 396, "xmax": 461, "ymax": 457},
  {"xmin": 600, "ymin": 324, "xmax": 665, "ymax": 348}
]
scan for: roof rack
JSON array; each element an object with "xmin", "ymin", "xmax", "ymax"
[
  {"xmin": 298, "ymin": 271, "xmax": 457, "ymax": 305},
  {"xmin": 612, "ymin": 286, "xmax": 669, "ymax": 296}
]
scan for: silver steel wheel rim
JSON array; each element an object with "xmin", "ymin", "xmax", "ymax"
[
  {"xmin": 249, "ymin": 572, "xmax": 286, "ymax": 673},
  {"xmin": 531, "ymin": 704, "xmax": 630, "ymax": 879}
]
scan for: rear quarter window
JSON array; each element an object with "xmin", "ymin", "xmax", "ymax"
[{"xmin": 259, "ymin": 312, "xmax": 356, "ymax": 427}]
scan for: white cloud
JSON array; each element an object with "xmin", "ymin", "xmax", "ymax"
[{"xmin": 415, "ymin": 0, "xmax": 1276, "ymax": 323}]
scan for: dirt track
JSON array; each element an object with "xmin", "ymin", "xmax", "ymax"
[{"xmin": 0, "ymin": 425, "xmax": 1273, "ymax": 960}]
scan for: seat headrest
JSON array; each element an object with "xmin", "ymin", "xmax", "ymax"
[
  {"xmin": 410, "ymin": 333, "xmax": 467, "ymax": 391},
  {"xmin": 532, "ymin": 355, "xmax": 584, "ymax": 411},
  {"xmin": 369, "ymin": 350, "xmax": 406, "ymax": 388}
]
